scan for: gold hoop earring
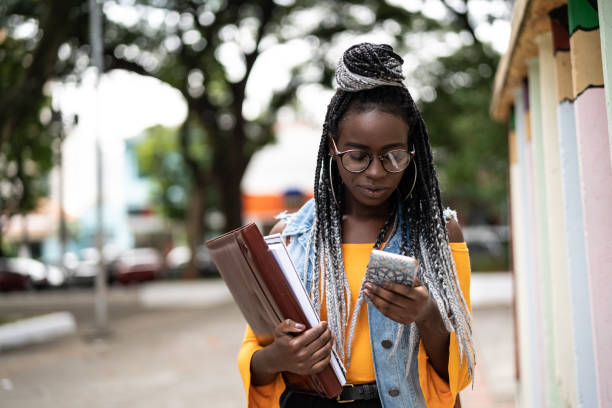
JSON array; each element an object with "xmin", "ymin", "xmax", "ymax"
[
  {"xmin": 329, "ymin": 156, "xmax": 340, "ymax": 208},
  {"xmin": 403, "ymin": 159, "xmax": 417, "ymax": 201}
]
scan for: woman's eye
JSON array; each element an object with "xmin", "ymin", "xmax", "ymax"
[{"xmin": 347, "ymin": 151, "xmax": 368, "ymax": 162}]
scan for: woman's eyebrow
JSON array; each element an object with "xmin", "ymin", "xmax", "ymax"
[{"xmin": 343, "ymin": 141, "xmax": 408, "ymax": 149}]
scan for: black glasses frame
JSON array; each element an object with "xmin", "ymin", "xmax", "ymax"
[{"xmin": 330, "ymin": 137, "xmax": 415, "ymax": 174}]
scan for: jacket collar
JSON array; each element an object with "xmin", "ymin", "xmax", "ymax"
[{"xmin": 282, "ymin": 197, "xmax": 408, "ymax": 250}]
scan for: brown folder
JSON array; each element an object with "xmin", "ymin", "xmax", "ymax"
[{"xmin": 205, "ymin": 223, "xmax": 344, "ymax": 398}]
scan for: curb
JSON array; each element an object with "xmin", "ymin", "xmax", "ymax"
[
  {"xmin": 138, "ymin": 280, "xmax": 232, "ymax": 309},
  {"xmin": 471, "ymin": 272, "xmax": 513, "ymax": 309},
  {"xmin": 0, "ymin": 312, "xmax": 77, "ymax": 352},
  {"xmin": 0, "ymin": 280, "xmax": 232, "ymax": 351}
]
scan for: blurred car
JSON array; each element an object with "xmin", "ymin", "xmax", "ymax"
[
  {"xmin": 462, "ymin": 225, "xmax": 510, "ymax": 271},
  {"xmin": 113, "ymin": 248, "xmax": 162, "ymax": 284},
  {"xmin": 166, "ymin": 245, "xmax": 190, "ymax": 278},
  {"xmin": 0, "ymin": 257, "xmax": 66, "ymax": 291},
  {"xmin": 0, "ymin": 258, "xmax": 32, "ymax": 292},
  {"xmin": 69, "ymin": 247, "xmax": 101, "ymax": 286},
  {"xmin": 165, "ymin": 245, "xmax": 218, "ymax": 278}
]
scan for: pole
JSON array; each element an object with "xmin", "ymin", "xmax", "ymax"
[
  {"xmin": 89, "ymin": 0, "xmax": 108, "ymax": 334},
  {"xmin": 53, "ymin": 110, "xmax": 68, "ymax": 275}
]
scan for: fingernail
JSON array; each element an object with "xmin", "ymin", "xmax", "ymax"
[
  {"xmin": 364, "ymin": 283, "xmax": 372, "ymax": 289},
  {"xmin": 295, "ymin": 323, "xmax": 305, "ymax": 330}
]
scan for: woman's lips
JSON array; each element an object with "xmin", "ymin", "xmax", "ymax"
[{"xmin": 358, "ymin": 186, "xmax": 388, "ymax": 198}]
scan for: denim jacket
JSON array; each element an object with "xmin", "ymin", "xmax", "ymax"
[{"xmin": 278, "ymin": 198, "xmax": 428, "ymax": 408}]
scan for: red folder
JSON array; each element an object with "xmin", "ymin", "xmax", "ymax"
[{"xmin": 205, "ymin": 223, "xmax": 344, "ymax": 398}]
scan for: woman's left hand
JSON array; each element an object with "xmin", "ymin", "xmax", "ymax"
[{"xmin": 363, "ymin": 278, "xmax": 436, "ymax": 326}]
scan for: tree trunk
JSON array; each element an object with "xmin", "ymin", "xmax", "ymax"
[
  {"xmin": 219, "ymin": 172, "xmax": 243, "ymax": 231},
  {"xmin": 184, "ymin": 184, "xmax": 205, "ymax": 279}
]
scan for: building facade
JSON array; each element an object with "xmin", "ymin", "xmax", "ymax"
[{"xmin": 491, "ymin": 0, "xmax": 611, "ymax": 407}]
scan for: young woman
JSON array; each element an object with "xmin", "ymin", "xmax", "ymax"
[{"xmin": 238, "ymin": 42, "xmax": 474, "ymax": 408}]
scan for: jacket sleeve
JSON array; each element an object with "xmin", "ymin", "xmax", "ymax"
[
  {"xmin": 417, "ymin": 242, "xmax": 473, "ymax": 407},
  {"xmin": 237, "ymin": 325, "xmax": 286, "ymax": 408}
]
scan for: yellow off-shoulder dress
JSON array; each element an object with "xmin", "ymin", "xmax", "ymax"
[{"xmin": 237, "ymin": 242, "xmax": 472, "ymax": 407}]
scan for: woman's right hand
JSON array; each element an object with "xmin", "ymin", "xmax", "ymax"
[{"xmin": 250, "ymin": 319, "xmax": 334, "ymax": 385}]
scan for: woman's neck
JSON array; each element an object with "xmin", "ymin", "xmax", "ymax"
[
  {"xmin": 342, "ymin": 195, "xmax": 394, "ymax": 220},
  {"xmin": 341, "ymin": 196, "xmax": 396, "ymax": 244}
]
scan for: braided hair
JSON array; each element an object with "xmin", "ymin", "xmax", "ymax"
[{"xmin": 309, "ymin": 43, "xmax": 474, "ymax": 380}]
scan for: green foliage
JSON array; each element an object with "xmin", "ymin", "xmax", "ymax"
[
  {"xmin": 418, "ymin": 44, "xmax": 508, "ymax": 224},
  {"xmin": 100, "ymin": 0, "xmax": 472, "ymax": 230},
  {"xmin": 135, "ymin": 125, "xmax": 190, "ymax": 220},
  {"xmin": 0, "ymin": 0, "xmax": 87, "ymax": 249},
  {"xmin": 135, "ymin": 122, "xmax": 220, "ymax": 221},
  {"xmin": 0, "ymin": 0, "xmax": 512, "ymax": 244}
]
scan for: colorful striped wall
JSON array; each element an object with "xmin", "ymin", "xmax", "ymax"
[
  {"xmin": 491, "ymin": 0, "xmax": 611, "ymax": 406},
  {"xmin": 550, "ymin": 7, "xmax": 598, "ymax": 407},
  {"xmin": 511, "ymin": 85, "xmax": 545, "ymax": 407},
  {"xmin": 568, "ymin": 1, "xmax": 612, "ymax": 405}
]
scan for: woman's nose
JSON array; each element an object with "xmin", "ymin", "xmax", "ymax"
[{"xmin": 365, "ymin": 155, "xmax": 386, "ymax": 178}]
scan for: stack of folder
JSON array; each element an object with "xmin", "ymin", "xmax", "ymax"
[{"xmin": 206, "ymin": 223, "xmax": 346, "ymax": 398}]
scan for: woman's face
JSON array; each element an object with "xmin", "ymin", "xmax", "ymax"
[{"xmin": 331, "ymin": 109, "xmax": 410, "ymax": 214}]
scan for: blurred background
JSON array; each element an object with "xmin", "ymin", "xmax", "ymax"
[{"xmin": 0, "ymin": 0, "xmax": 515, "ymax": 407}]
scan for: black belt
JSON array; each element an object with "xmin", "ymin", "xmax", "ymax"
[{"xmin": 337, "ymin": 382, "xmax": 379, "ymax": 403}]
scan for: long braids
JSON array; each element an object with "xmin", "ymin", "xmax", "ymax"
[{"xmin": 310, "ymin": 43, "xmax": 474, "ymax": 379}]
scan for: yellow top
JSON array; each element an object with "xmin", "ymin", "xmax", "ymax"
[
  {"xmin": 237, "ymin": 242, "xmax": 472, "ymax": 407},
  {"xmin": 318, "ymin": 242, "xmax": 376, "ymax": 383}
]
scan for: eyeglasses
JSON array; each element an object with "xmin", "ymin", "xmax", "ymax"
[{"xmin": 330, "ymin": 138, "xmax": 415, "ymax": 173}]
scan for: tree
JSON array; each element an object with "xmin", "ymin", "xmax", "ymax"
[
  {"xmin": 101, "ymin": 0, "xmax": 511, "ymax": 227},
  {"xmin": 0, "ymin": 0, "xmax": 512, "ymax": 259},
  {"xmin": 135, "ymin": 122, "xmax": 219, "ymax": 276},
  {"xmin": 100, "ymin": 0, "xmax": 458, "ymax": 235},
  {"xmin": 413, "ymin": 0, "xmax": 511, "ymax": 224},
  {"xmin": 135, "ymin": 124, "xmax": 192, "ymax": 222},
  {"xmin": 418, "ymin": 42, "xmax": 508, "ymax": 224},
  {"xmin": 0, "ymin": 0, "xmax": 89, "ymax": 255}
]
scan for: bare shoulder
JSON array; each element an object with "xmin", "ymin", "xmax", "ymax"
[
  {"xmin": 269, "ymin": 220, "xmax": 287, "ymax": 235},
  {"xmin": 445, "ymin": 217, "xmax": 464, "ymax": 243}
]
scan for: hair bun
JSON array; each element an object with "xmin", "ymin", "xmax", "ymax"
[{"xmin": 335, "ymin": 43, "xmax": 405, "ymax": 92}]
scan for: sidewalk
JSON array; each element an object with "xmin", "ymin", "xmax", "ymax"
[
  {"xmin": 0, "ymin": 273, "xmax": 515, "ymax": 407},
  {"xmin": 461, "ymin": 272, "xmax": 516, "ymax": 408},
  {"xmin": 0, "ymin": 280, "xmax": 231, "ymax": 351}
]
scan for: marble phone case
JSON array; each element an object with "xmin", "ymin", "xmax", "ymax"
[{"xmin": 364, "ymin": 249, "xmax": 419, "ymax": 287}]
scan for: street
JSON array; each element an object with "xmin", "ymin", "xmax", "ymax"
[
  {"xmin": 0, "ymin": 275, "xmax": 514, "ymax": 407},
  {"xmin": 0, "ymin": 297, "xmax": 247, "ymax": 408}
]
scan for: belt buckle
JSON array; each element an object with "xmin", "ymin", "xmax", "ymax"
[{"xmin": 337, "ymin": 384, "xmax": 355, "ymax": 404}]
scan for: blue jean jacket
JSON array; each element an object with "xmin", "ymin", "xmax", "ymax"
[{"xmin": 279, "ymin": 199, "xmax": 427, "ymax": 408}]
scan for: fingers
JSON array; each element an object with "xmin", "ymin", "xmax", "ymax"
[
  {"xmin": 276, "ymin": 319, "xmax": 306, "ymax": 337},
  {"xmin": 274, "ymin": 320, "xmax": 331, "ymax": 355},
  {"xmin": 366, "ymin": 290, "xmax": 408, "ymax": 322},
  {"xmin": 302, "ymin": 325, "xmax": 332, "ymax": 356},
  {"xmin": 292, "ymin": 321, "xmax": 330, "ymax": 348},
  {"xmin": 364, "ymin": 282, "xmax": 410, "ymax": 308},
  {"xmin": 277, "ymin": 322, "xmax": 333, "ymax": 376},
  {"xmin": 301, "ymin": 331, "xmax": 333, "ymax": 374},
  {"xmin": 364, "ymin": 282, "xmax": 431, "ymax": 325},
  {"xmin": 310, "ymin": 345, "xmax": 333, "ymax": 374},
  {"xmin": 379, "ymin": 280, "xmax": 415, "ymax": 297},
  {"xmin": 309, "ymin": 332, "xmax": 333, "ymax": 360}
]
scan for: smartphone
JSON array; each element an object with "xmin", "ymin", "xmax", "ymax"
[{"xmin": 364, "ymin": 249, "xmax": 419, "ymax": 287}]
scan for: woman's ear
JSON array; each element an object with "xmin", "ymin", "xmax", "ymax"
[{"xmin": 328, "ymin": 134, "xmax": 335, "ymax": 157}]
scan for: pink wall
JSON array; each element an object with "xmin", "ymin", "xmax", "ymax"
[{"xmin": 574, "ymin": 87, "xmax": 612, "ymax": 405}]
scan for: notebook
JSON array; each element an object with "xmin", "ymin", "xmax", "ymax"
[{"xmin": 205, "ymin": 223, "xmax": 346, "ymax": 398}]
